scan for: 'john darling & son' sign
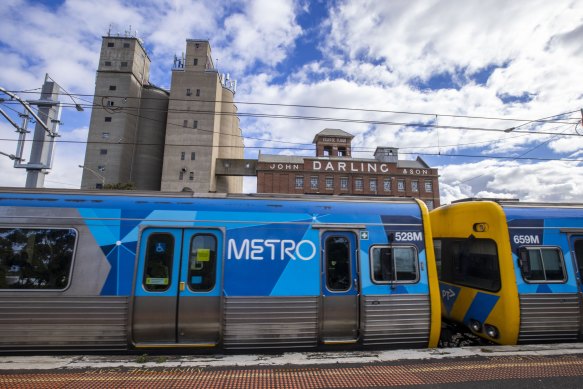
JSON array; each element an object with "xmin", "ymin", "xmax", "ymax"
[{"xmin": 265, "ymin": 160, "xmax": 431, "ymax": 175}]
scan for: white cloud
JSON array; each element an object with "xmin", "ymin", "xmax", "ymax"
[
  {"xmin": 215, "ymin": 0, "xmax": 302, "ymax": 73},
  {"xmin": 438, "ymin": 159, "xmax": 583, "ymax": 203},
  {"xmin": 1, "ymin": 0, "xmax": 582, "ymax": 205}
]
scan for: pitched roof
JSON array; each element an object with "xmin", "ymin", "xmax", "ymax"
[{"xmin": 313, "ymin": 128, "xmax": 354, "ymax": 143}]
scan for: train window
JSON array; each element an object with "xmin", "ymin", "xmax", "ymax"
[
  {"xmin": 143, "ymin": 233, "xmax": 174, "ymax": 292},
  {"xmin": 371, "ymin": 245, "xmax": 419, "ymax": 284},
  {"xmin": 325, "ymin": 236, "xmax": 351, "ymax": 291},
  {"xmin": 0, "ymin": 228, "xmax": 76, "ymax": 290},
  {"xmin": 188, "ymin": 234, "xmax": 217, "ymax": 292},
  {"xmin": 519, "ymin": 247, "xmax": 566, "ymax": 283},
  {"xmin": 436, "ymin": 238, "xmax": 501, "ymax": 292}
]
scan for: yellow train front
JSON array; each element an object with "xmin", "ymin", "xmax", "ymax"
[{"xmin": 431, "ymin": 199, "xmax": 583, "ymax": 345}]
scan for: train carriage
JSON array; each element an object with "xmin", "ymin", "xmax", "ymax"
[
  {"xmin": 431, "ymin": 199, "xmax": 583, "ymax": 345},
  {"xmin": 0, "ymin": 188, "xmax": 440, "ymax": 352}
]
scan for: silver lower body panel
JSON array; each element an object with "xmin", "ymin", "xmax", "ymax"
[
  {"xmin": 362, "ymin": 294, "xmax": 431, "ymax": 347},
  {"xmin": 223, "ymin": 296, "xmax": 318, "ymax": 349},
  {"xmin": 518, "ymin": 293, "xmax": 581, "ymax": 344},
  {"xmin": 0, "ymin": 296, "xmax": 128, "ymax": 351}
]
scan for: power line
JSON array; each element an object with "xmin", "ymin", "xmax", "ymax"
[
  {"xmin": 3, "ymin": 90, "xmax": 581, "ymax": 166},
  {"xmin": 1, "ymin": 137, "xmax": 583, "ymax": 163},
  {"xmin": 460, "ymin": 123, "xmax": 580, "ymax": 184},
  {"xmin": 6, "ymin": 89, "xmax": 580, "ymax": 126},
  {"xmin": 5, "ymin": 99, "xmax": 580, "ymax": 140}
]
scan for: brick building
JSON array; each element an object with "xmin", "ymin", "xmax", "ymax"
[{"xmin": 256, "ymin": 129, "xmax": 440, "ymax": 209}]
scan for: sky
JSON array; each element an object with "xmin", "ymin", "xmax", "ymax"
[{"xmin": 1, "ymin": 0, "xmax": 582, "ymax": 204}]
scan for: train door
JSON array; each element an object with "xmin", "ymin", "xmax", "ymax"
[
  {"xmin": 131, "ymin": 228, "xmax": 223, "ymax": 347},
  {"xmin": 572, "ymin": 236, "xmax": 583, "ymax": 338},
  {"xmin": 320, "ymin": 231, "xmax": 360, "ymax": 343}
]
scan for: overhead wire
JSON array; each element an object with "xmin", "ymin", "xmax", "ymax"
[
  {"xmin": 460, "ymin": 122, "xmax": 580, "ymax": 184},
  {"xmin": 2, "ymin": 89, "xmax": 582, "ymax": 165},
  {"xmin": 5, "ymin": 89, "xmax": 580, "ymax": 126}
]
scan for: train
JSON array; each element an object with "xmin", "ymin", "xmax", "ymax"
[
  {"xmin": 0, "ymin": 188, "xmax": 441, "ymax": 352},
  {"xmin": 431, "ymin": 199, "xmax": 583, "ymax": 345},
  {"xmin": 2, "ymin": 188, "xmax": 581, "ymax": 353}
]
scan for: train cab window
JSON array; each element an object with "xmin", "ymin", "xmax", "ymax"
[
  {"xmin": 371, "ymin": 245, "xmax": 419, "ymax": 284},
  {"xmin": 188, "ymin": 234, "xmax": 217, "ymax": 292},
  {"xmin": 436, "ymin": 238, "xmax": 501, "ymax": 292},
  {"xmin": 325, "ymin": 236, "xmax": 351, "ymax": 291},
  {"xmin": 519, "ymin": 247, "xmax": 566, "ymax": 283},
  {"xmin": 0, "ymin": 228, "xmax": 76, "ymax": 290},
  {"xmin": 143, "ymin": 233, "xmax": 174, "ymax": 292}
]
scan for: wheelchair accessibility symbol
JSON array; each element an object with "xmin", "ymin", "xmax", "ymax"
[{"xmin": 155, "ymin": 243, "xmax": 167, "ymax": 253}]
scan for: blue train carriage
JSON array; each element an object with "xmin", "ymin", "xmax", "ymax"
[
  {"xmin": 0, "ymin": 189, "xmax": 440, "ymax": 352},
  {"xmin": 431, "ymin": 199, "xmax": 583, "ymax": 345}
]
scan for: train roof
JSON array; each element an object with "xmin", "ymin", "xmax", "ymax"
[
  {"xmin": 0, "ymin": 187, "xmax": 426, "ymax": 219},
  {"xmin": 0, "ymin": 187, "xmax": 419, "ymax": 204},
  {"xmin": 451, "ymin": 197, "xmax": 583, "ymax": 209}
]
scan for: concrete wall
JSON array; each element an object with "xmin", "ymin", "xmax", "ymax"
[
  {"xmin": 81, "ymin": 36, "xmax": 157, "ymax": 190},
  {"xmin": 161, "ymin": 40, "xmax": 243, "ymax": 193}
]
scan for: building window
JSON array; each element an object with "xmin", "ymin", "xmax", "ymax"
[
  {"xmin": 107, "ymin": 42, "xmax": 114, "ymax": 47},
  {"xmin": 121, "ymin": 61, "xmax": 128, "ymax": 67},
  {"xmin": 107, "ymin": 101, "xmax": 114, "ymax": 107},
  {"xmin": 196, "ymin": 89, "xmax": 200, "ymax": 96},
  {"xmin": 370, "ymin": 179, "xmax": 377, "ymax": 193},
  {"xmin": 97, "ymin": 165, "xmax": 105, "ymax": 173},
  {"xmin": 310, "ymin": 176, "xmax": 318, "ymax": 190},
  {"xmin": 181, "ymin": 152, "xmax": 185, "ymax": 160},
  {"xmin": 191, "ymin": 152, "xmax": 196, "ymax": 160},
  {"xmin": 100, "ymin": 149, "xmax": 107, "ymax": 155},
  {"xmin": 101, "ymin": 132, "xmax": 110, "ymax": 139},
  {"xmin": 295, "ymin": 176, "xmax": 304, "ymax": 189},
  {"xmin": 186, "ymin": 88, "xmax": 192, "ymax": 96},
  {"xmin": 338, "ymin": 147, "xmax": 347, "ymax": 156},
  {"xmin": 383, "ymin": 178, "xmax": 391, "ymax": 192},
  {"xmin": 195, "ymin": 43, "xmax": 200, "ymax": 49},
  {"xmin": 0, "ymin": 228, "xmax": 76, "ymax": 290},
  {"xmin": 325, "ymin": 177, "xmax": 334, "ymax": 190},
  {"xmin": 109, "ymin": 85, "xmax": 116, "ymax": 91},
  {"xmin": 179, "ymin": 171, "xmax": 184, "ymax": 180},
  {"xmin": 193, "ymin": 58, "xmax": 198, "ymax": 66},
  {"xmin": 95, "ymin": 183, "xmax": 103, "ymax": 189},
  {"xmin": 183, "ymin": 120, "xmax": 188, "ymax": 127},
  {"xmin": 425, "ymin": 181, "xmax": 433, "ymax": 193},
  {"xmin": 104, "ymin": 61, "xmax": 112, "ymax": 66},
  {"xmin": 189, "ymin": 172, "xmax": 194, "ymax": 181},
  {"xmin": 193, "ymin": 120, "xmax": 198, "ymax": 129},
  {"xmin": 323, "ymin": 146, "xmax": 332, "ymax": 156},
  {"xmin": 340, "ymin": 177, "xmax": 348, "ymax": 190},
  {"xmin": 123, "ymin": 42, "xmax": 130, "ymax": 48},
  {"xmin": 412, "ymin": 180, "xmax": 419, "ymax": 192},
  {"xmin": 425, "ymin": 200, "xmax": 434, "ymax": 210},
  {"xmin": 397, "ymin": 179, "xmax": 405, "ymax": 192},
  {"xmin": 355, "ymin": 178, "xmax": 363, "ymax": 191},
  {"xmin": 104, "ymin": 117, "xmax": 112, "ymax": 122}
]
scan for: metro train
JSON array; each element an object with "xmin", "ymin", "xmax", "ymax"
[
  {"xmin": 0, "ymin": 188, "xmax": 441, "ymax": 352},
  {"xmin": 431, "ymin": 199, "xmax": 583, "ymax": 345}
]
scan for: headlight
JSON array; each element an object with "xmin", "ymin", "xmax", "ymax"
[
  {"xmin": 469, "ymin": 319, "xmax": 482, "ymax": 333},
  {"xmin": 485, "ymin": 324, "xmax": 499, "ymax": 339}
]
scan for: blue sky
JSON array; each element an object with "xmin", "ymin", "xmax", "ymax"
[{"xmin": 1, "ymin": 0, "xmax": 583, "ymax": 202}]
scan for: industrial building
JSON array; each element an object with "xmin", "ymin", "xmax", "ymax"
[
  {"xmin": 81, "ymin": 35, "xmax": 243, "ymax": 192},
  {"xmin": 256, "ymin": 129, "xmax": 440, "ymax": 209}
]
